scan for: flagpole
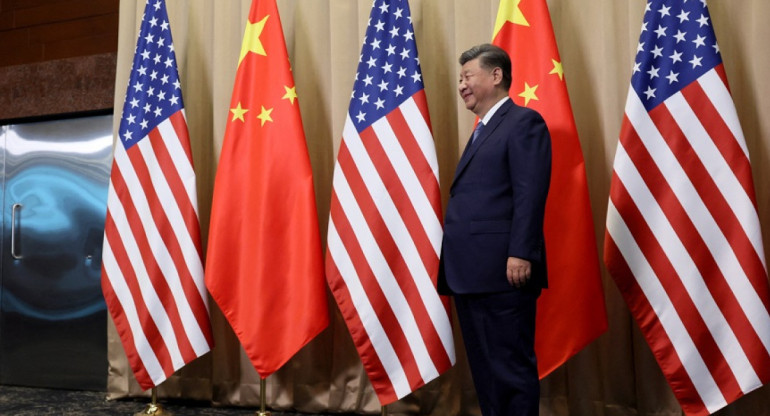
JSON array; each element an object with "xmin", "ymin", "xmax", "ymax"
[
  {"xmin": 255, "ymin": 377, "xmax": 271, "ymax": 416},
  {"xmin": 134, "ymin": 387, "xmax": 171, "ymax": 416},
  {"xmin": 381, "ymin": 404, "xmax": 388, "ymax": 416}
]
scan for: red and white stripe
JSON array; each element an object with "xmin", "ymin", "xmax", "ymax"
[
  {"xmin": 326, "ymin": 91, "xmax": 455, "ymax": 403},
  {"xmin": 102, "ymin": 110, "xmax": 213, "ymax": 389},
  {"xmin": 606, "ymin": 65, "xmax": 770, "ymax": 414}
]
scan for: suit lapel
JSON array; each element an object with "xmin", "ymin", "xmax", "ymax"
[{"xmin": 451, "ymin": 100, "xmax": 513, "ymax": 187}]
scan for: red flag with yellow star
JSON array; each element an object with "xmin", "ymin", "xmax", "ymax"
[
  {"xmin": 492, "ymin": 0, "xmax": 608, "ymax": 377},
  {"xmin": 205, "ymin": 0, "xmax": 328, "ymax": 378}
]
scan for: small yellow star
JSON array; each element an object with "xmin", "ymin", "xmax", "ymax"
[
  {"xmin": 549, "ymin": 59, "xmax": 564, "ymax": 81},
  {"xmin": 230, "ymin": 102, "xmax": 248, "ymax": 122},
  {"xmin": 282, "ymin": 85, "xmax": 298, "ymax": 105},
  {"xmin": 256, "ymin": 106, "xmax": 273, "ymax": 126},
  {"xmin": 493, "ymin": 0, "xmax": 530, "ymax": 39},
  {"xmin": 518, "ymin": 82, "xmax": 539, "ymax": 107},
  {"xmin": 239, "ymin": 15, "xmax": 269, "ymax": 65}
]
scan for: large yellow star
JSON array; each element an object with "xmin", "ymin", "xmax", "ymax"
[
  {"xmin": 282, "ymin": 85, "xmax": 298, "ymax": 105},
  {"xmin": 257, "ymin": 106, "xmax": 273, "ymax": 126},
  {"xmin": 549, "ymin": 59, "xmax": 564, "ymax": 81},
  {"xmin": 230, "ymin": 102, "xmax": 248, "ymax": 122},
  {"xmin": 493, "ymin": 0, "xmax": 530, "ymax": 39},
  {"xmin": 518, "ymin": 82, "xmax": 539, "ymax": 107},
  {"xmin": 239, "ymin": 15, "xmax": 269, "ymax": 65}
]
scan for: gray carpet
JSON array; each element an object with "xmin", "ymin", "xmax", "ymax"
[{"xmin": 0, "ymin": 385, "xmax": 361, "ymax": 415}]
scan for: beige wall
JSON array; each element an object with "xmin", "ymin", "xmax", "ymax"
[{"xmin": 110, "ymin": 1, "xmax": 770, "ymax": 415}]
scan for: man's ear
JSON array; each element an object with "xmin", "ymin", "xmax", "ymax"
[{"xmin": 492, "ymin": 67, "xmax": 503, "ymax": 86}]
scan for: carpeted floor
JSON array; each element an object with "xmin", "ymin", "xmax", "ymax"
[{"xmin": 0, "ymin": 385, "xmax": 361, "ymax": 415}]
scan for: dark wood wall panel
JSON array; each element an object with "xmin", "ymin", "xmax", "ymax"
[{"xmin": 0, "ymin": 0, "xmax": 119, "ymax": 67}]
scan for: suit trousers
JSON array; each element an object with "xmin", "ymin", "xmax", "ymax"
[{"xmin": 455, "ymin": 288, "xmax": 541, "ymax": 416}]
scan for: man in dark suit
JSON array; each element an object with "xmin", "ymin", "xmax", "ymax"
[{"xmin": 439, "ymin": 43, "xmax": 552, "ymax": 416}]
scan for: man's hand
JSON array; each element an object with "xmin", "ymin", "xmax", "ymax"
[{"xmin": 506, "ymin": 257, "xmax": 531, "ymax": 288}]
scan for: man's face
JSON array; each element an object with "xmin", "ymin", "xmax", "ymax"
[{"xmin": 458, "ymin": 58, "xmax": 499, "ymax": 117}]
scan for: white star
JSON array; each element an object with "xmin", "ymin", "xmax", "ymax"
[
  {"xmin": 641, "ymin": 22, "xmax": 648, "ymax": 32},
  {"xmin": 633, "ymin": 62, "xmax": 641, "ymax": 74},
  {"xmin": 394, "ymin": 8, "xmax": 403, "ymax": 19},
  {"xmin": 394, "ymin": 84, "xmax": 404, "ymax": 97},
  {"xmin": 374, "ymin": 98, "xmax": 385, "ymax": 109},
  {"xmin": 363, "ymin": 74, "xmax": 373, "ymax": 86},
  {"xmin": 637, "ymin": 42, "xmax": 645, "ymax": 54},
  {"xmin": 689, "ymin": 55, "xmax": 703, "ymax": 68},
  {"xmin": 141, "ymin": 50, "xmax": 151, "ymax": 60},
  {"xmin": 140, "ymin": 119, "xmax": 149, "ymax": 129},
  {"xmin": 654, "ymin": 25, "xmax": 667, "ymax": 38},
  {"xmin": 122, "ymin": 130, "xmax": 133, "ymax": 141},
  {"xmin": 168, "ymin": 43, "xmax": 174, "ymax": 53},
  {"xmin": 126, "ymin": 114, "xmax": 136, "ymax": 125},
  {"xmin": 358, "ymin": 92, "xmax": 370, "ymax": 104},
  {"xmin": 397, "ymin": 67, "xmax": 407, "ymax": 78},
  {"xmin": 379, "ymin": 2, "xmax": 388, "ymax": 14},
  {"xmin": 674, "ymin": 30, "xmax": 686, "ymax": 43},
  {"xmin": 389, "ymin": 27, "xmax": 399, "ymax": 38},
  {"xmin": 130, "ymin": 98, "xmax": 140, "ymax": 108},
  {"xmin": 160, "ymin": 20, "xmax": 169, "ymax": 31},
  {"xmin": 157, "ymin": 90, "xmax": 166, "ymax": 101},
  {"xmin": 383, "ymin": 62, "xmax": 393, "ymax": 74},
  {"xmin": 644, "ymin": 86, "xmax": 656, "ymax": 100},
  {"xmin": 173, "ymin": 79, "xmax": 181, "ymax": 89},
  {"xmin": 669, "ymin": 50, "xmax": 683, "ymax": 64},
  {"xmin": 144, "ymin": 103, "xmax": 152, "ymax": 113},
  {"xmin": 378, "ymin": 79, "xmax": 389, "ymax": 91},
  {"xmin": 367, "ymin": 56, "xmax": 378, "ymax": 68},
  {"xmin": 169, "ymin": 95, "xmax": 179, "ymax": 106},
  {"xmin": 147, "ymin": 86, "xmax": 155, "ymax": 97},
  {"xmin": 647, "ymin": 65, "xmax": 660, "ymax": 79},
  {"xmin": 153, "ymin": 54, "xmax": 161, "ymax": 64},
  {"xmin": 374, "ymin": 20, "xmax": 385, "ymax": 32},
  {"xmin": 645, "ymin": 2, "xmax": 652, "ymax": 13},
  {"xmin": 657, "ymin": 5, "xmax": 671, "ymax": 18},
  {"xmin": 400, "ymin": 48, "xmax": 411, "ymax": 60},
  {"xmin": 144, "ymin": 33, "xmax": 154, "ymax": 44},
  {"xmin": 665, "ymin": 70, "xmax": 679, "ymax": 84},
  {"xmin": 677, "ymin": 10, "xmax": 690, "ymax": 23},
  {"xmin": 700, "ymin": 0, "xmax": 707, "ymax": 7},
  {"xmin": 403, "ymin": 30, "xmax": 414, "ymax": 41},
  {"xmin": 137, "ymin": 65, "xmax": 147, "ymax": 76},
  {"xmin": 713, "ymin": 43, "xmax": 720, "ymax": 54},
  {"xmin": 133, "ymin": 81, "xmax": 144, "ymax": 92},
  {"xmin": 693, "ymin": 34, "xmax": 706, "ymax": 48},
  {"xmin": 150, "ymin": 70, "xmax": 158, "ymax": 80},
  {"xmin": 165, "ymin": 57, "xmax": 173, "ymax": 68},
  {"xmin": 153, "ymin": 1, "xmax": 162, "ymax": 11},
  {"xmin": 156, "ymin": 37, "xmax": 165, "ymax": 48},
  {"xmin": 160, "ymin": 74, "xmax": 169, "ymax": 84},
  {"xmin": 411, "ymin": 71, "xmax": 422, "ymax": 83},
  {"xmin": 153, "ymin": 106, "xmax": 163, "ymax": 117},
  {"xmin": 651, "ymin": 45, "xmax": 664, "ymax": 58},
  {"xmin": 370, "ymin": 38, "xmax": 381, "ymax": 50},
  {"xmin": 386, "ymin": 44, "xmax": 396, "ymax": 56},
  {"xmin": 356, "ymin": 110, "xmax": 366, "ymax": 123},
  {"xmin": 149, "ymin": 17, "xmax": 158, "ymax": 27},
  {"xmin": 697, "ymin": 14, "xmax": 710, "ymax": 27}
]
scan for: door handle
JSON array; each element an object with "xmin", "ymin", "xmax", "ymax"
[{"xmin": 11, "ymin": 203, "xmax": 22, "ymax": 259}]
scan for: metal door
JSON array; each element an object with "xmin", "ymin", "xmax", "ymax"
[{"xmin": 0, "ymin": 114, "xmax": 113, "ymax": 390}]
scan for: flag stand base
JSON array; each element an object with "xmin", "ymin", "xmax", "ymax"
[
  {"xmin": 134, "ymin": 388, "xmax": 172, "ymax": 416},
  {"xmin": 254, "ymin": 377, "xmax": 271, "ymax": 416}
]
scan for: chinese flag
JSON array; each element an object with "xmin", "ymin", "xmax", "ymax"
[
  {"xmin": 205, "ymin": 0, "xmax": 329, "ymax": 378},
  {"xmin": 492, "ymin": 0, "xmax": 607, "ymax": 377}
]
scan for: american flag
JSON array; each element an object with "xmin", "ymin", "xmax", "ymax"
[
  {"xmin": 325, "ymin": 0, "xmax": 455, "ymax": 404},
  {"xmin": 101, "ymin": 0, "xmax": 213, "ymax": 390},
  {"xmin": 605, "ymin": 1, "xmax": 770, "ymax": 414}
]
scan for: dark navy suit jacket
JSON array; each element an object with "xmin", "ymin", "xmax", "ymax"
[{"xmin": 440, "ymin": 99, "xmax": 551, "ymax": 294}]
